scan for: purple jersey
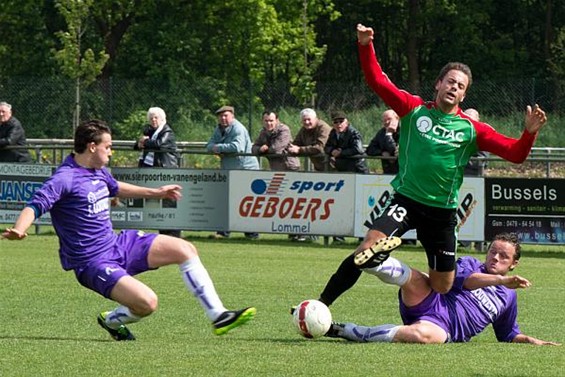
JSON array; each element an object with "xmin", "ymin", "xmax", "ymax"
[
  {"xmin": 27, "ymin": 154, "xmax": 119, "ymax": 270},
  {"xmin": 400, "ymin": 256, "xmax": 520, "ymax": 342}
]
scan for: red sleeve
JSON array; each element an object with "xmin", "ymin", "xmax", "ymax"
[
  {"xmin": 475, "ymin": 122, "xmax": 537, "ymax": 163},
  {"xmin": 358, "ymin": 42, "xmax": 423, "ymax": 117}
]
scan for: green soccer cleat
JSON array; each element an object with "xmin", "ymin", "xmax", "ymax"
[
  {"xmin": 354, "ymin": 236, "xmax": 402, "ymax": 268},
  {"xmin": 97, "ymin": 311, "xmax": 136, "ymax": 341},
  {"xmin": 213, "ymin": 307, "xmax": 256, "ymax": 335}
]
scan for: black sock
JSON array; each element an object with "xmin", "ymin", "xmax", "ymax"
[{"xmin": 319, "ymin": 253, "xmax": 362, "ymax": 306}]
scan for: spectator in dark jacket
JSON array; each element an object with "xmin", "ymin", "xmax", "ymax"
[
  {"xmin": 325, "ymin": 110, "xmax": 369, "ymax": 244},
  {"xmin": 366, "ymin": 109, "xmax": 399, "ymax": 174},
  {"xmin": 324, "ymin": 111, "xmax": 369, "ymax": 174},
  {"xmin": 134, "ymin": 107, "xmax": 181, "ymax": 237},
  {"xmin": 0, "ymin": 101, "xmax": 32, "ymax": 163},
  {"xmin": 135, "ymin": 107, "xmax": 179, "ymax": 168}
]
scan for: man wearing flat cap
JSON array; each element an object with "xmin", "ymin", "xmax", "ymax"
[
  {"xmin": 206, "ymin": 105, "xmax": 259, "ymax": 239},
  {"xmin": 207, "ymin": 105, "xmax": 259, "ymax": 170},
  {"xmin": 324, "ymin": 111, "xmax": 369, "ymax": 174},
  {"xmin": 324, "ymin": 110, "xmax": 369, "ymax": 243}
]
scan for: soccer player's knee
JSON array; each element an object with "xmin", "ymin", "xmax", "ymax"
[
  {"xmin": 410, "ymin": 324, "xmax": 445, "ymax": 344},
  {"xmin": 412, "ymin": 328, "xmax": 442, "ymax": 344},
  {"xmin": 365, "ymin": 258, "xmax": 411, "ymax": 287},
  {"xmin": 366, "ymin": 236, "xmax": 385, "ymax": 250},
  {"xmin": 429, "ymin": 280, "xmax": 452, "ymax": 294},
  {"xmin": 178, "ymin": 240, "xmax": 199, "ymax": 260},
  {"xmin": 134, "ymin": 292, "xmax": 159, "ymax": 316}
]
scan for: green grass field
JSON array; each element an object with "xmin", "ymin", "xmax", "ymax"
[{"xmin": 1, "ymin": 232, "xmax": 564, "ymax": 376}]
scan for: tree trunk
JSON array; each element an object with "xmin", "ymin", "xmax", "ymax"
[
  {"xmin": 544, "ymin": 0, "xmax": 553, "ymax": 62},
  {"xmin": 96, "ymin": 15, "xmax": 133, "ymax": 81}
]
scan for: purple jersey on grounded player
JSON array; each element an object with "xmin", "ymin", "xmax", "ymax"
[
  {"xmin": 400, "ymin": 256, "xmax": 520, "ymax": 342},
  {"xmin": 27, "ymin": 154, "xmax": 119, "ymax": 270}
]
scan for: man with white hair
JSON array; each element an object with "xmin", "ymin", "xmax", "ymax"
[
  {"xmin": 135, "ymin": 107, "xmax": 179, "ymax": 168},
  {"xmin": 134, "ymin": 106, "xmax": 181, "ymax": 237},
  {"xmin": 287, "ymin": 108, "xmax": 331, "ymax": 172},
  {"xmin": 0, "ymin": 101, "xmax": 32, "ymax": 163},
  {"xmin": 287, "ymin": 108, "xmax": 332, "ymax": 242}
]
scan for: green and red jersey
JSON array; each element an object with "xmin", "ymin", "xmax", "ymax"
[{"xmin": 359, "ymin": 43, "xmax": 537, "ymax": 209}]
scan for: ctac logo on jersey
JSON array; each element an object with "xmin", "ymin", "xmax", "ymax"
[
  {"xmin": 238, "ymin": 172, "xmax": 343, "ymax": 222},
  {"xmin": 416, "ymin": 116, "xmax": 433, "ymax": 133},
  {"xmin": 415, "ymin": 115, "xmax": 466, "ymax": 147}
]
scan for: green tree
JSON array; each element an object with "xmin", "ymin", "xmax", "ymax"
[
  {"xmin": 0, "ymin": 0, "xmax": 58, "ymax": 78},
  {"xmin": 54, "ymin": 0, "xmax": 109, "ymax": 130},
  {"xmin": 548, "ymin": 27, "xmax": 565, "ymax": 110},
  {"xmin": 1, "ymin": 0, "xmax": 564, "ymax": 141},
  {"xmin": 107, "ymin": 0, "xmax": 338, "ymax": 135}
]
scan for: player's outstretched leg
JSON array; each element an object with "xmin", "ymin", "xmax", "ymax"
[
  {"xmin": 324, "ymin": 322, "xmax": 400, "ymax": 342},
  {"xmin": 97, "ymin": 311, "xmax": 136, "ymax": 341},
  {"xmin": 213, "ymin": 307, "xmax": 257, "ymax": 335},
  {"xmin": 324, "ymin": 322, "xmax": 346, "ymax": 338},
  {"xmin": 354, "ymin": 236, "xmax": 402, "ymax": 268}
]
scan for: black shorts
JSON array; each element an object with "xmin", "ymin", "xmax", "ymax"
[{"xmin": 369, "ymin": 193, "xmax": 457, "ymax": 272}]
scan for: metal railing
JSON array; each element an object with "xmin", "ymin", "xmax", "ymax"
[{"xmin": 5, "ymin": 140, "xmax": 565, "ymax": 178}]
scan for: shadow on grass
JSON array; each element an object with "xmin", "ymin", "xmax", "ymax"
[
  {"xmin": 188, "ymin": 235, "xmax": 342, "ymax": 249},
  {"xmin": 0, "ymin": 335, "xmax": 112, "ymax": 342},
  {"xmin": 214, "ymin": 336, "xmax": 352, "ymax": 345}
]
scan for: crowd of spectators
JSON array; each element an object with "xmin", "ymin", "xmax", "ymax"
[{"xmin": 1, "ymin": 102, "xmax": 487, "ymax": 244}]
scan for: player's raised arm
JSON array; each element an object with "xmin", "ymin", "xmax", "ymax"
[
  {"xmin": 1, "ymin": 206, "xmax": 36, "ymax": 240},
  {"xmin": 117, "ymin": 181, "xmax": 182, "ymax": 201},
  {"xmin": 356, "ymin": 24, "xmax": 374, "ymax": 46},
  {"xmin": 524, "ymin": 104, "xmax": 548, "ymax": 134}
]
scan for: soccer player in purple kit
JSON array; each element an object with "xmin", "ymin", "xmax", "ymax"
[
  {"xmin": 326, "ymin": 233, "xmax": 560, "ymax": 345},
  {"xmin": 316, "ymin": 24, "xmax": 549, "ymax": 307},
  {"xmin": 1, "ymin": 119, "xmax": 256, "ymax": 340}
]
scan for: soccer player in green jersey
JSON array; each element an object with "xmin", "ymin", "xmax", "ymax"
[{"xmin": 317, "ymin": 24, "xmax": 548, "ymax": 306}]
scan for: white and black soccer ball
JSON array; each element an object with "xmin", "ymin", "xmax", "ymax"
[{"xmin": 292, "ymin": 299, "xmax": 332, "ymax": 339}]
